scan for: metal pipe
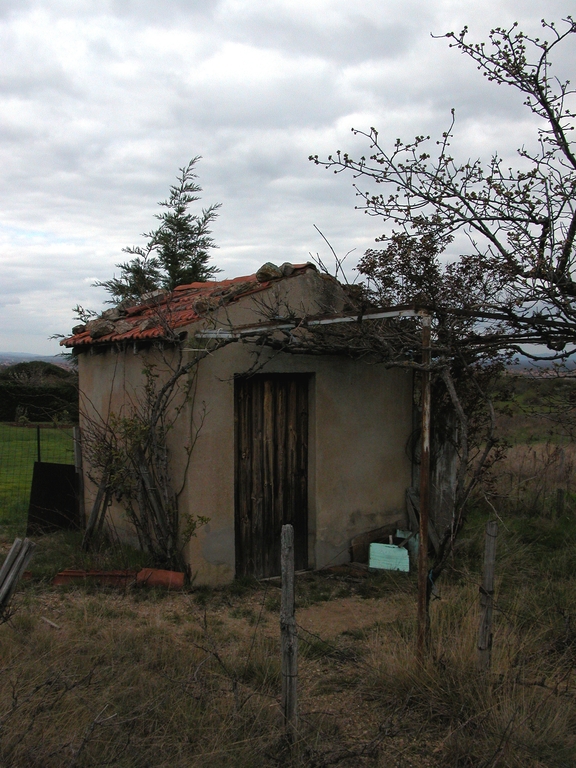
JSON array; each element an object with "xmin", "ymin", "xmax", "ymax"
[
  {"xmin": 195, "ymin": 307, "xmax": 425, "ymax": 339},
  {"xmin": 417, "ymin": 314, "xmax": 432, "ymax": 659}
]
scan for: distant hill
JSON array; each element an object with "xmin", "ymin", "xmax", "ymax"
[
  {"xmin": 509, "ymin": 354, "xmax": 576, "ymax": 373},
  {"xmin": 0, "ymin": 352, "xmax": 73, "ymax": 369},
  {"xmin": 0, "ymin": 359, "xmax": 78, "ymax": 422}
]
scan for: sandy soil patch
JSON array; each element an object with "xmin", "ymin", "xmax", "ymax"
[{"xmin": 297, "ymin": 595, "xmax": 403, "ymax": 637}]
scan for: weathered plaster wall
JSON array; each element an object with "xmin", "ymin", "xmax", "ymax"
[
  {"xmin": 180, "ymin": 342, "xmax": 412, "ymax": 584},
  {"xmin": 79, "ymin": 345, "xmax": 192, "ymax": 547},
  {"xmin": 207, "ymin": 269, "xmax": 348, "ymax": 330}
]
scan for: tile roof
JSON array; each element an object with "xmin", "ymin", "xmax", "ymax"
[{"xmin": 61, "ymin": 264, "xmax": 313, "ymax": 348}]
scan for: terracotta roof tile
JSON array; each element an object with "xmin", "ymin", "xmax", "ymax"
[{"xmin": 61, "ymin": 265, "xmax": 312, "ymax": 348}]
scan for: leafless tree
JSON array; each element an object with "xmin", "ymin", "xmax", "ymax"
[
  {"xmin": 307, "ymin": 17, "xmax": 576, "ymax": 623},
  {"xmin": 311, "ymin": 17, "xmax": 576, "ymax": 354}
]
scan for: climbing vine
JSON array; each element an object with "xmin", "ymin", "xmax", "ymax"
[{"xmin": 81, "ymin": 351, "xmax": 211, "ymax": 574}]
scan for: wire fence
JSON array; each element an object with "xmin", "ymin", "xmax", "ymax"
[{"xmin": 0, "ymin": 423, "xmax": 77, "ymax": 530}]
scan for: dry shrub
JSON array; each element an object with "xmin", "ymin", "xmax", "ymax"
[
  {"xmin": 363, "ymin": 580, "xmax": 576, "ymax": 767},
  {"xmin": 483, "ymin": 442, "xmax": 575, "ymax": 518}
]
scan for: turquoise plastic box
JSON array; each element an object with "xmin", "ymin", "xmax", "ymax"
[{"xmin": 369, "ymin": 542, "xmax": 410, "ymax": 572}]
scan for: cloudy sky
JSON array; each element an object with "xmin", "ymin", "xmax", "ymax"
[{"xmin": 0, "ymin": 0, "xmax": 573, "ymax": 354}]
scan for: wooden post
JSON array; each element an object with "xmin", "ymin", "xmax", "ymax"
[
  {"xmin": 478, "ymin": 520, "xmax": 498, "ymax": 671},
  {"xmin": 417, "ymin": 314, "xmax": 432, "ymax": 659},
  {"xmin": 0, "ymin": 539, "xmax": 23, "ymax": 590},
  {"xmin": 281, "ymin": 524, "xmax": 298, "ymax": 740},
  {"xmin": 555, "ymin": 447, "xmax": 566, "ymax": 519},
  {"xmin": 82, "ymin": 473, "xmax": 109, "ymax": 551},
  {"xmin": 556, "ymin": 488, "xmax": 565, "ymax": 519},
  {"xmin": 0, "ymin": 538, "xmax": 36, "ymax": 613},
  {"xmin": 73, "ymin": 426, "xmax": 85, "ymax": 525},
  {"xmin": 36, "ymin": 424, "xmax": 41, "ymax": 463}
]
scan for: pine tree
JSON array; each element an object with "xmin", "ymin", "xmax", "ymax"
[{"xmin": 98, "ymin": 158, "xmax": 221, "ymax": 303}]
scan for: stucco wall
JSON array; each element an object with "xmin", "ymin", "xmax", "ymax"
[
  {"xmin": 79, "ymin": 344, "xmax": 193, "ymax": 548},
  {"xmin": 206, "ymin": 268, "xmax": 348, "ymax": 330},
  {"xmin": 79, "ymin": 341, "xmax": 412, "ymax": 584}
]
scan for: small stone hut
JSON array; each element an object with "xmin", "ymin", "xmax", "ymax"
[{"xmin": 63, "ymin": 263, "xmax": 414, "ymax": 584}]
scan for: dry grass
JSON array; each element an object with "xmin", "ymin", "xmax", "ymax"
[
  {"xmin": 0, "ymin": 589, "xmax": 284, "ymax": 768},
  {"xmin": 366, "ymin": 583, "xmax": 576, "ymax": 767},
  {"xmin": 0, "ymin": 550, "xmax": 574, "ymax": 768},
  {"xmin": 483, "ymin": 442, "xmax": 576, "ymax": 518},
  {"xmin": 1, "ymin": 430, "xmax": 576, "ymax": 766}
]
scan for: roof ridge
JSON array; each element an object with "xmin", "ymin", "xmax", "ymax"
[{"xmin": 61, "ymin": 262, "xmax": 316, "ymax": 348}]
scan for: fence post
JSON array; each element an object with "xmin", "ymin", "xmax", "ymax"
[
  {"xmin": 552, "ymin": 448, "xmax": 566, "ymax": 520},
  {"xmin": 478, "ymin": 520, "xmax": 498, "ymax": 671},
  {"xmin": 73, "ymin": 426, "xmax": 85, "ymax": 524},
  {"xmin": 36, "ymin": 424, "xmax": 41, "ymax": 463},
  {"xmin": 281, "ymin": 524, "xmax": 298, "ymax": 741},
  {"xmin": 556, "ymin": 488, "xmax": 565, "ymax": 519},
  {"xmin": 417, "ymin": 313, "xmax": 432, "ymax": 659}
]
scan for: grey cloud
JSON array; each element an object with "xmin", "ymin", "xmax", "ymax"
[
  {"xmin": 0, "ymin": 31, "xmax": 74, "ymax": 98},
  {"xmin": 171, "ymin": 69, "xmax": 351, "ymax": 131},
  {"xmin": 0, "ymin": 295, "xmax": 20, "ymax": 308},
  {"xmin": 224, "ymin": 12, "xmax": 418, "ymax": 64},
  {"xmin": 0, "ymin": 0, "xmax": 574, "ymax": 354},
  {"xmin": 0, "ymin": 1, "xmax": 34, "ymax": 21},
  {"xmin": 106, "ymin": 0, "xmax": 222, "ymax": 24}
]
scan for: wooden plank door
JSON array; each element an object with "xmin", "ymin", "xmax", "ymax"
[{"xmin": 235, "ymin": 374, "xmax": 309, "ymax": 578}]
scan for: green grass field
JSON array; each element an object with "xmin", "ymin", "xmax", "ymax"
[{"xmin": 0, "ymin": 423, "xmax": 75, "ymax": 535}]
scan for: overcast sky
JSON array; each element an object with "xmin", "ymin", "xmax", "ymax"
[{"xmin": 0, "ymin": 0, "xmax": 573, "ymax": 354}]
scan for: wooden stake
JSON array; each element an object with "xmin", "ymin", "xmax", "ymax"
[
  {"xmin": 417, "ymin": 314, "xmax": 432, "ymax": 659},
  {"xmin": 73, "ymin": 426, "xmax": 85, "ymax": 524},
  {"xmin": 478, "ymin": 520, "xmax": 498, "ymax": 671},
  {"xmin": 0, "ymin": 539, "xmax": 23, "ymax": 591},
  {"xmin": 82, "ymin": 473, "xmax": 109, "ymax": 551},
  {"xmin": 281, "ymin": 524, "xmax": 298, "ymax": 740},
  {"xmin": 0, "ymin": 538, "xmax": 36, "ymax": 613},
  {"xmin": 556, "ymin": 488, "xmax": 565, "ymax": 519}
]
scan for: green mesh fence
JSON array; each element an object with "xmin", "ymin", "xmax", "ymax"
[{"xmin": 0, "ymin": 424, "xmax": 76, "ymax": 534}]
